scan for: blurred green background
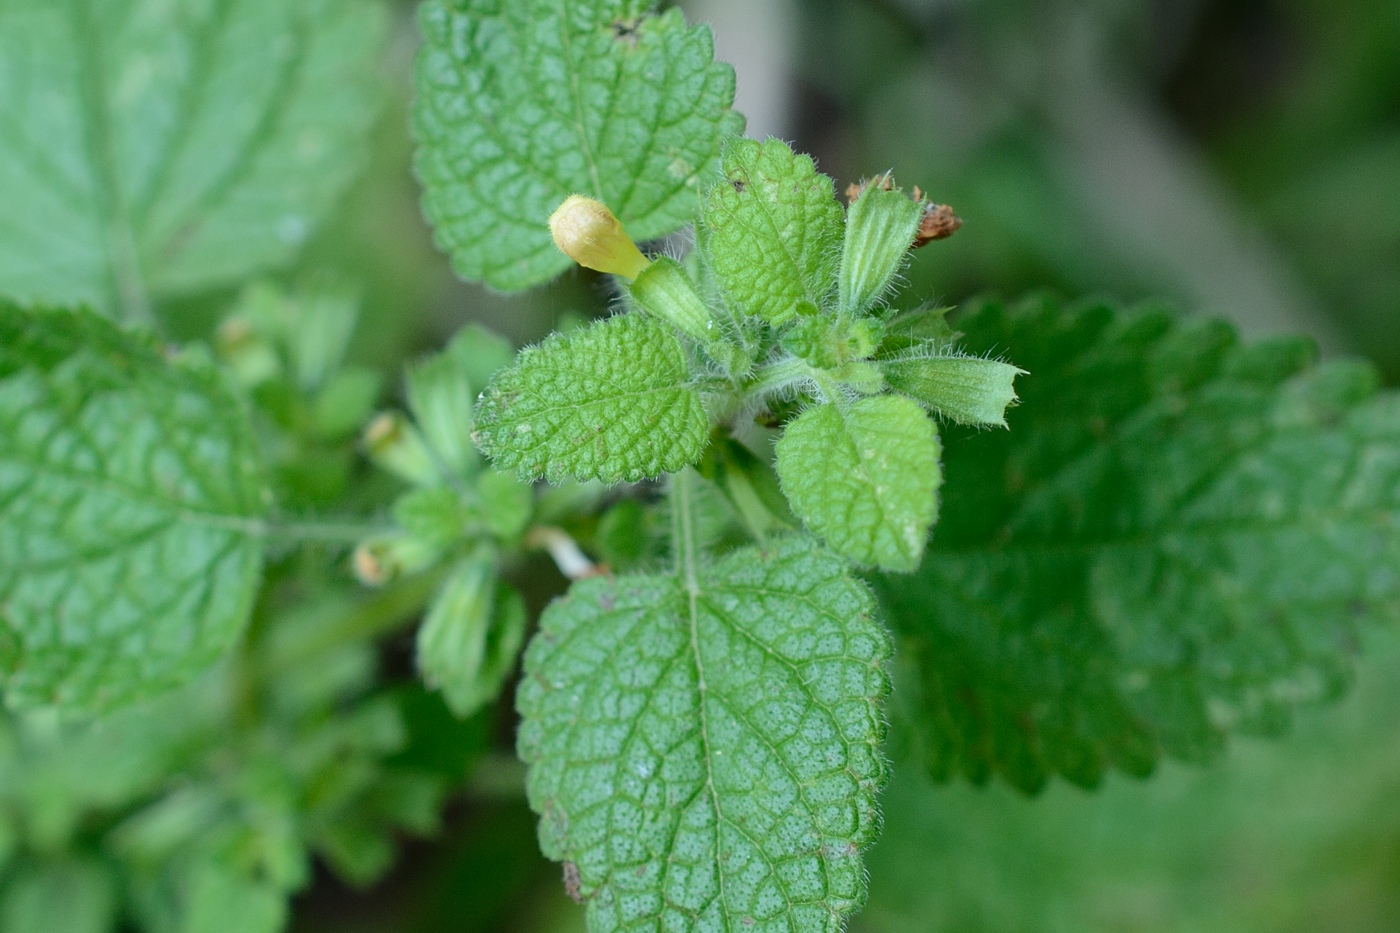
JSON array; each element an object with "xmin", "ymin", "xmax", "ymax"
[{"xmin": 162, "ymin": 0, "xmax": 1400, "ymax": 929}]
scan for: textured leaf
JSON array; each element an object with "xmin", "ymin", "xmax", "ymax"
[
  {"xmin": 414, "ymin": 0, "xmax": 743, "ymax": 291},
  {"xmin": 703, "ymin": 138, "xmax": 845, "ymax": 325},
  {"xmin": 875, "ymin": 297, "xmax": 1400, "ymax": 792},
  {"xmin": 0, "ymin": 305, "xmax": 266, "ymax": 712},
  {"xmin": 0, "ymin": 0, "xmax": 385, "ymax": 317},
  {"xmin": 776, "ymin": 397, "xmax": 942, "ymax": 572},
  {"xmin": 473, "ymin": 314, "xmax": 709, "ymax": 484},
  {"xmin": 517, "ymin": 536, "xmax": 890, "ymax": 932}
]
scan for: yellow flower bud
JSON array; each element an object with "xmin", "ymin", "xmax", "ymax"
[{"xmin": 548, "ymin": 195, "xmax": 651, "ymax": 279}]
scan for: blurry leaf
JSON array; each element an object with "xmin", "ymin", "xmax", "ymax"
[
  {"xmin": 449, "ymin": 323, "xmax": 518, "ymax": 392},
  {"xmin": 875, "ymin": 297, "xmax": 1400, "ymax": 791},
  {"xmin": 473, "ymin": 314, "xmax": 709, "ymax": 483},
  {"xmin": 473, "ymin": 469, "xmax": 534, "ymax": 542},
  {"xmin": 861, "ymin": 635, "xmax": 1400, "ymax": 933},
  {"xmin": 181, "ymin": 864, "xmax": 285, "ymax": 933},
  {"xmin": 414, "ymin": 0, "xmax": 743, "ymax": 291},
  {"xmin": 0, "ymin": 858, "xmax": 117, "ymax": 933},
  {"xmin": 0, "ymin": 0, "xmax": 386, "ymax": 317},
  {"xmin": 696, "ymin": 432, "xmax": 796, "ymax": 541},
  {"xmin": 777, "ymin": 396, "xmax": 941, "ymax": 572},
  {"xmin": 390, "ymin": 684, "xmax": 491, "ymax": 780},
  {"xmin": 593, "ymin": 497, "xmax": 655, "ymax": 569},
  {"xmin": 394, "ymin": 487, "xmax": 470, "ymax": 549},
  {"xmin": 0, "ymin": 306, "xmax": 266, "ymax": 712},
  {"xmin": 702, "ymin": 138, "xmax": 844, "ymax": 325},
  {"xmin": 518, "ymin": 536, "xmax": 890, "ymax": 931}
]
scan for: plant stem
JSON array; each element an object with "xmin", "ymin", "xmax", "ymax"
[
  {"xmin": 670, "ymin": 467, "xmax": 701, "ymax": 595},
  {"xmin": 262, "ymin": 518, "xmax": 394, "ymax": 543},
  {"xmin": 705, "ymin": 355, "xmax": 817, "ymax": 421},
  {"xmin": 524, "ymin": 525, "xmax": 598, "ymax": 579}
]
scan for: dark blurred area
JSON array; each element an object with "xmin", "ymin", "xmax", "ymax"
[{"xmin": 269, "ymin": 1, "xmax": 1400, "ymax": 930}]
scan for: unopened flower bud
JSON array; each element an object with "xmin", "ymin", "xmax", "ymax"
[
  {"xmin": 548, "ymin": 195, "xmax": 651, "ymax": 279},
  {"xmin": 352, "ymin": 533, "xmax": 439, "ymax": 586},
  {"xmin": 363, "ymin": 412, "xmax": 440, "ymax": 487}
]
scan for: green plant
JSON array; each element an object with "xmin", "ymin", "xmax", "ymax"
[{"xmin": 0, "ymin": 1, "xmax": 1396, "ymax": 931}]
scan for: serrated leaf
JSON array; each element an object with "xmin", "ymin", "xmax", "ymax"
[
  {"xmin": 473, "ymin": 314, "xmax": 709, "ymax": 484},
  {"xmin": 703, "ymin": 138, "xmax": 845, "ymax": 325},
  {"xmin": 0, "ymin": 305, "xmax": 266, "ymax": 712},
  {"xmin": 414, "ymin": 0, "xmax": 743, "ymax": 291},
  {"xmin": 874, "ymin": 297, "xmax": 1400, "ymax": 792},
  {"xmin": 0, "ymin": 0, "xmax": 386, "ymax": 318},
  {"xmin": 517, "ymin": 536, "xmax": 890, "ymax": 933},
  {"xmin": 776, "ymin": 397, "xmax": 942, "ymax": 572}
]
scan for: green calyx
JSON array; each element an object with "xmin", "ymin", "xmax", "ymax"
[
  {"xmin": 882, "ymin": 354, "xmax": 1026, "ymax": 427},
  {"xmin": 839, "ymin": 178, "xmax": 925, "ymax": 315},
  {"xmin": 630, "ymin": 258, "xmax": 713, "ymax": 342}
]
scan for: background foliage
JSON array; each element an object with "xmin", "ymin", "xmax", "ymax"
[{"xmin": 0, "ymin": 0, "xmax": 1398, "ymax": 930}]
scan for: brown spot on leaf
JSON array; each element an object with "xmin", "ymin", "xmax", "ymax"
[
  {"xmin": 563, "ymin": 862, "xmax": 585, "ymax": 903},
  {"xmin": 611, "ymin": 17, "xmax": 641, "ymax": 45}
]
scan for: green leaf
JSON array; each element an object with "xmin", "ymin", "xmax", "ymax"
[
  {"xmin": 180, "ymin": 864, "xmax": 286, "ymax": 933},
  {"xmin": 703, "ymin": 138, "xmax": 845, "ymax": 325},
  {"xmin": 473, "ymin": 314, "xmax": 709, "ymax": 484},
  {"xmin": 776, "ymin": 397, "xmax": 942, "ymax": 572},
  {"xmin": 881, "ymin": 353, "xmax": 1025, "ymax": 427},
  {"xmin": 0, "ymin": 305, "xmax": 266, "ymax": 712},
  {"xmin": 875, "ymin": 297, "xmax": 1400, "ymax": 792},
  {"xmin": 414, "ymin": 0, "xmax": 743, "ymax": 291},
  {"xmin": 0, "ymin": 0, "xmax": 386, "ymax": 319},
  {"xmin": 517, "ymin": 536, "xmax": 890, "ymax": 932}
]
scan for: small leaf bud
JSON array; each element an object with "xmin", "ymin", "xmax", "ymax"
[{"xmin": 548, "ymin": 195, "xmax": 651, "ymax": 279}]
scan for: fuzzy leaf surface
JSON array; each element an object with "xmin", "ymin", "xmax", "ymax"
[
  {"xmin": 0, "ymin": 0, "xmax": 385, "ymax": 317},
  {"xmin": 414, "ymin": 0, "xmax": 743, "ymax": 291},
  {"xmin": 518, "ymin": 536, "xmax": 891, "ymax": 932},
  {"xmin": 703, "ymin": 138, "xmax": 845, "ymax": 325},
  {"xmin": 875, "ymin": 298, "xmax": 1400, "ymax": 792},
  {"xmin": 473, "ymin": 314, "xmax": 708, "ymax": 483},
  {"xmin": 776, "ymin": 397, "xmax": 941, "ymax": 572},
  {"xmin": 0, "ymin": 305, "xmax": 266, "ymax": 712}
]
